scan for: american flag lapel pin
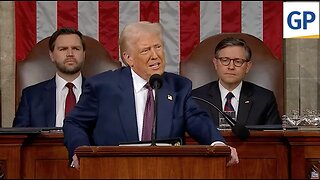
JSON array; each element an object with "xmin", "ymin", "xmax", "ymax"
[{"xmin": 167, "ymin": 95, "xmax": 173, "ymax": 101}]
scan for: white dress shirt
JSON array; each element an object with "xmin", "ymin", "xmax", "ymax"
[
  {"xmin": 218, "ymin": 80, "xmax": 242, "ymax": 118},
  {"xmin": 55, "ymin": 73, "xmax": 82, "ymax": 127}
]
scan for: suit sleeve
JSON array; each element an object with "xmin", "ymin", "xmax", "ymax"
[
  {"xmin": 63, "ymin": 80, "xmax": 99, "ymax": 161},
  {"xmin": 265, "ymin": 92, "xmax": 282, "ymax": 125},
  {"xmin": 183, "ymin": 81, "xmax": 225, "ymax": 144}
]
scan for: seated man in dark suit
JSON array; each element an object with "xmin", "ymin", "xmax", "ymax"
[
  {"xmin": 13, "ymin": 28, "xmax": 86, "ymax": 127},
  {"xmin": 192, "ymin": 37, "xmax": 281, "ymax": 126},
  {"xmin": 63, "ymin": 21, "xmax": 239, "ymax": 170}
]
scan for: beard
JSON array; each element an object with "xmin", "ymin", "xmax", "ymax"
[{"xmin": 55, "ymin": 60, "xmax": 84, "ymax": 75}]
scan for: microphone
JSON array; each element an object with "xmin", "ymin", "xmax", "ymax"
[
  {"xmin": 149, "ymin": 74, "xmax": 163, "ymax": 146},
  {"xmin": 192, "ymin": 96, "xmax": 250, "ymax": 140},
  {"xmin": 149, "ymin": 74, "xmax": 163, "ymax": 89}
]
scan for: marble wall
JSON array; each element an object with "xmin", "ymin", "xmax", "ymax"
[
  {"xmin": 284, "ymin": 39, "xmax": 320, "ymax": 116},
  {"xmin": 0, "ymin": 2, "xmax": 319, "ymax": 127},
  {"xmin": 0, "ymin": 2, "xmax": 15, "ymax": 127}
]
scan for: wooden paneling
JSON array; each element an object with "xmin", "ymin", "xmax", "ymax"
[
  {"xmin": 21, "ymin": 132, "xmax": 79, "ymax": 179},
  {"xmin": 285, "ymin": 131, "xmax": 320, "ymax": 179},
  {"xmin": 76, "ymin": 146, "xmax": 229, "ymax": 179},
  {"xmin": 0, "ymin": 130, "xmax": 319, "ymax": 178},
  {"xmin": 0, "ymin": 135, "xmax": 26, "ymax": 179}
]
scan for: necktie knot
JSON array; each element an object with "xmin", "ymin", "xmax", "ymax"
[
  {"xmin": 144, "ymin": 83, "xmax": 152, "ymax": 91},
  {"xmin": 66, "ymin": 82, "xmax": 74, "ymax": 89},
  {"xmin": 226, "ymin": 92, "xmax": 234, "ymax": 100}
]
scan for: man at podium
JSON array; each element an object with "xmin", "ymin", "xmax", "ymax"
[{"xmin": 63, "ymin": 21, "xmax": 238, "ymax": 170}]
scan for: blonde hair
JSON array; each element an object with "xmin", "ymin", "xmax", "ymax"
[{"xmin": 119, "ymin": 21, "xmax": 164, "ymax": 64}]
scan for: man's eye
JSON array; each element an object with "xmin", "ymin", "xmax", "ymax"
[
  {"xmin": 155, "ymin": 45, "xmax": 162, "ymax": 49},
  {"xmin": 140, "ymin": 49, "xmax": 149, "ymax": 54}
]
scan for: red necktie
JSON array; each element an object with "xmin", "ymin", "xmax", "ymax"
[
  {"xmin": 142, "ymin": 83, "xmax": 154, "ymax": 141},
  {"xmin": 224, "ymin": 92, "xmax": 235, "ymax": 111},
  {"xmin": 65, "ymin": 83, "xmax": 76, "ymax": 116}
]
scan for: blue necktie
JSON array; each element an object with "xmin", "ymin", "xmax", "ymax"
[
  {"xmin": 224, "ymin": 92, "xmax": 235, "ymax": 111},
  {"xmin": 142, "ymin": 83, "xmax": 154, "ymax": 141}
]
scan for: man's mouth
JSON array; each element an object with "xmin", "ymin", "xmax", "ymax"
[{"xmin": 149, "ymin": 62, "xmax": 160, "ymax": 69}]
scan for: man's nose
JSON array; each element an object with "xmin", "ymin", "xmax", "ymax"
[
  {"xmin": 66, "ymin": 48, "xmax": 74, "ymax": 57},
  {"xmin": 150, "ymin": 48, "xmax": 158, "ymax": 59},
  {"xmin": 228, "ymin": 60, "xmax": 235, "ymax": 69}
]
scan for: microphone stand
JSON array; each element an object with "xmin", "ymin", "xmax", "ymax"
[{"xmin": 192, "ymin": 96, "xmax": 250, "ymax": 140}]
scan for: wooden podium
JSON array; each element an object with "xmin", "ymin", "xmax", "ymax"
[{"xmin": 75, "ymin": 145, "xmax": 231, "ymax": 179}]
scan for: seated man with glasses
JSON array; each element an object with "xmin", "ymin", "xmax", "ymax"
[{"xmin": 192, "ymin": 37, "xmax": 281, "ymax": 127}]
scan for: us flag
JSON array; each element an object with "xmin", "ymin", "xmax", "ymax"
[{"xmin": 15, "ymin": 1, "xmax": 283, "ymax": 74}]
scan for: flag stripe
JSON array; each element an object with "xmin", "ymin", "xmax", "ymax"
[
  {"xmin": 159, "ymin": 1, "xmax": 180, "ymax": 74},
  {"xmin": 15, "ymin": 1, "xmax": 36, "ymax": 61},
  {"xmin": 221, "ymin": 1, "xmax": 241, "ymax": 32},
  {"xmin": 180, "ymin": 1, "xmax": 200, "ymax": 61},
  {"xmin": 119, "ymin": 1, "xmax": 139, "ymax": 65},
  {"xmin": 78, "ymin": 1, "xmax": 98, "ymax": 40},
  {"xmin": 99, "ymin": 1, "xmax": 119, "ymax": 61},
  {"xmin": 37, "ymin": 1, "xmax": 56, "ymax": 42},
  {"xmin": 140, "ymin": 1, "xmax": 159, "ymax": 22},
  {"xmin": 200, "ymin": 1, "xmax": 221, "ymax": 41},
  {"xmin": 263, "ymin": 1, "xmax": 283, "ymax": 60},
  {"xmin": 57, "ymin": 1, "xmax": 78, "ymax": 29},
  {"xmin": 14, "ymin": 1, "xmax": 283, "ymax": 70},
  {"xmin": 242, "ymin": 1, "xmax": 263, "ymax": 40}
]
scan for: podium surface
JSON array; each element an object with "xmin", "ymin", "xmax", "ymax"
[{"xmin": 75, "ymin": 145, "xmax": 230, "ymax": 179}]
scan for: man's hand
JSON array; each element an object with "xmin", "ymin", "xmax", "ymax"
[
  {"xmin": 70, "ymin": 154, "xmax": 80, "ymax": 170},
  {"xmin": 214, "ymin": 142, "xmax": 239, "ymax": 167},
  {"xmin": 226, "ymin": 145, "xmax": 239, "ymax": 167}
]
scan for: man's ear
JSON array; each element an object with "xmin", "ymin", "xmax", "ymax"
[
  {"xmin": 212, "ymin": 57, "xmax": 218, "ymax": 70},
  {"xmin": 49, "ymin": 50, "xmax": 55, "ymax": 63},
  {"xmin": 123, "ymin": 52, "xmax": 133, "ymax": 67},
  {"xmin": 245, "ymin": 61, "xmax": 253, "ymax": 73}
]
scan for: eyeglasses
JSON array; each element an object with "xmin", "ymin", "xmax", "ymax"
[{"xmin": 216, "ymin": 57, "xmax": 249, "ymax": 67}]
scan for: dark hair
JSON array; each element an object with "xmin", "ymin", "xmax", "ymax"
[
  {"xmin": 48, "ymin": 28, "xmax": 85, "ymax": 52},
  {"xmin": 215, "ymin": 37, "xmax": 252, "ymax": 60}
]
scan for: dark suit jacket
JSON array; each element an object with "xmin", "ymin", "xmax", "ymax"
[
  {"xmin": 63, "ymin": 67, "xmax": 224, "ymax": 159},
  {"xmin": 192, "ymin": 81, "xmax": 281, "ymax": 126},
  {"xmin": 13, "ymin": 76, "xmax": 85, "ymax": 127}
]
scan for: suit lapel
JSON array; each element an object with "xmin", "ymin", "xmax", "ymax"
[
  {"xmin": 208, "ymin": 82, "xmax": 222, "ymax": 123},
  {"xmin": 44, "ymin": 78, "xmax": 56, "ymax": 126},
  {"xmin": 237, "ymin": 82, "xmax": 253, "ymax": 125},
  {"xmin": 118, "ymin": 68, "xmax": 139, "ymax": 141},
  {"xmin": 156, "ymin": 76, "xmax": 175, "ymax": 139}
]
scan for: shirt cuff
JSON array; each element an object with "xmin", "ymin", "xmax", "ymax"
[{"xmin": 211, "ymin": 141, "xmax": 226, "ymax": 146}]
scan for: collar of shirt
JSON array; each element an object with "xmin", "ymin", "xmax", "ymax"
[
  {"xmin": 218, "ymin": 81, "xmax": 242, "ymax": 116},
  {"xmin": 55, "ymin": 73, "xmax": 83, "ymax": 94},
  {"xmin": 218, "ymin": 81, "xmax": 242, "ymax": 103},
  {"xmin": 131, "ymin": 69, "xmax": 148, "ymax": 93}
]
